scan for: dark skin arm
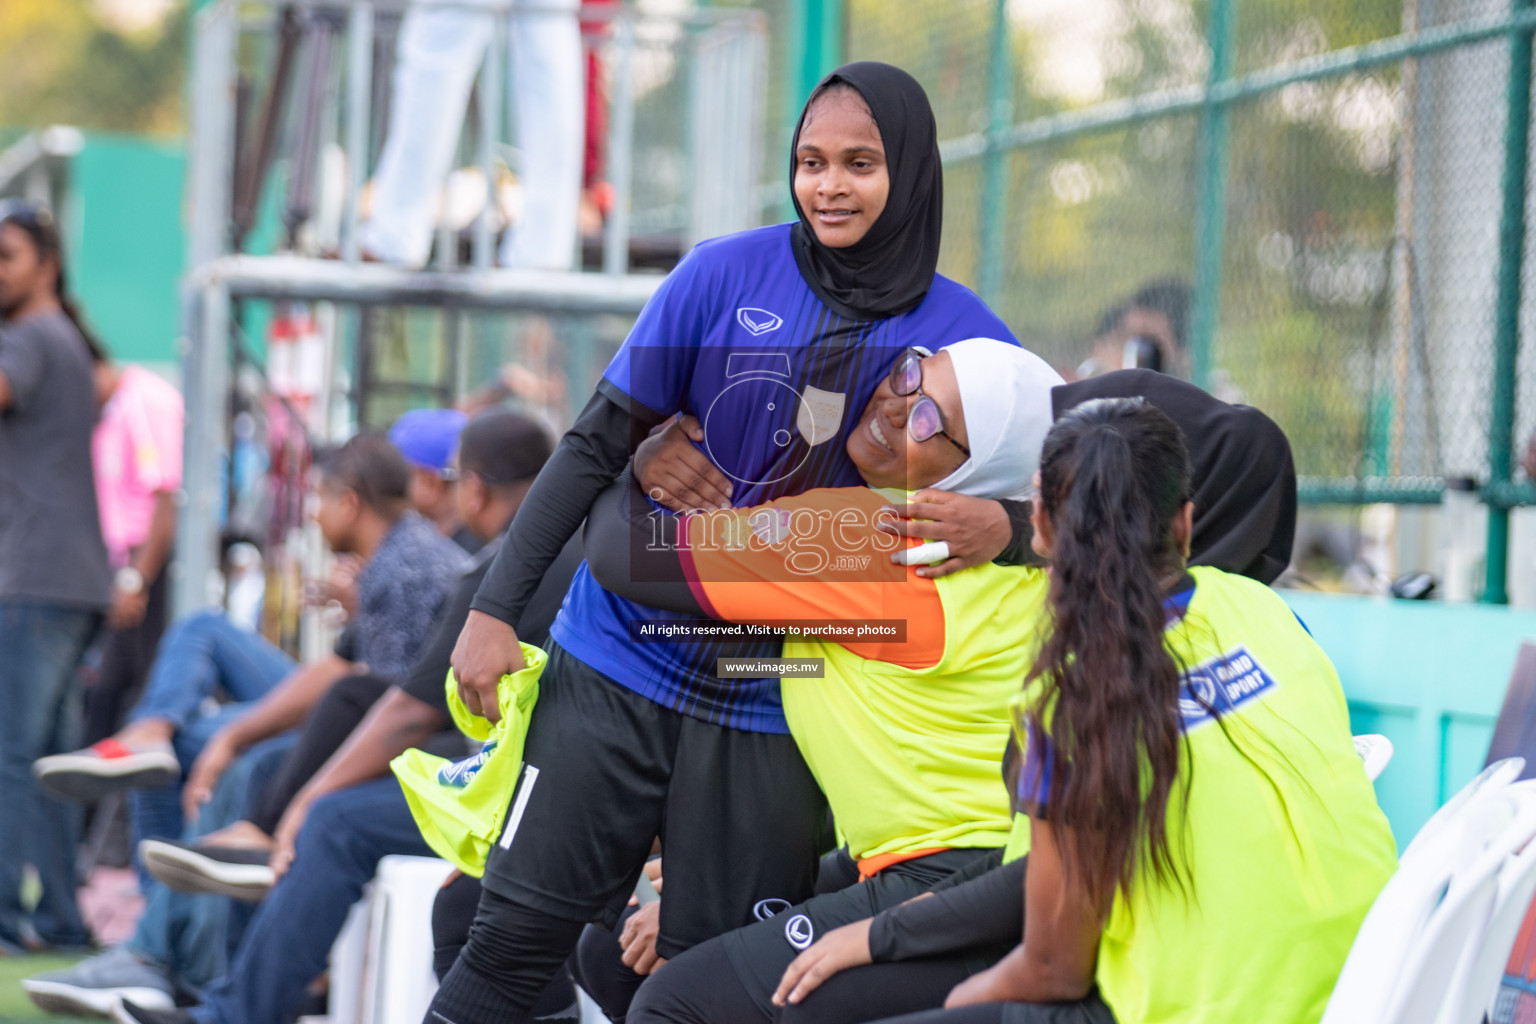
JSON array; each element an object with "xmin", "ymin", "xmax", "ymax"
[
  {"xmin": 182, "ymin": 654, "xmax": 354, "ymax": 819},
  {"xmin": 110, "ymin": 491, "xmax": 176, "ymax": 630},
  {"xmin": 0, "ymin": 369, "xmax": 12, "ymax": 412},
  {"xmin": 270, "ymin": 687, "xmax": 447, "ymax": 876},
  {"xmin": 635, "ymin": 415, "xmax": 1016, "ymax": 576},
  {"xmin": 945, "ymin": 818, "xmax": 1103, "ymax": 1007}
]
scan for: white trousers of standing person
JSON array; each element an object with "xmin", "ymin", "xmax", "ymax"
[{"xmin": 358, "ymin": 0, "xmax": 584, "ymax": 270}]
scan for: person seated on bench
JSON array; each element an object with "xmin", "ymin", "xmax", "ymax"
[
  {"xmin": 27, "ymin": 414, "xmax": 565, "ymax": 1023},
  {"xmin": 36, "ymin": 432, "xmax": 468, "ymax": 855}
]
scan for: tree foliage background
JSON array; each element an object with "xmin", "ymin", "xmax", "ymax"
[{"xmin": 0, "ymin": 0, "xmax": 186, "ymax": 139}]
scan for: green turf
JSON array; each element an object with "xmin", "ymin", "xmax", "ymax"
[{"xmin": 0, "ymin": 953, "xmax": 97, "ymax": 1023}]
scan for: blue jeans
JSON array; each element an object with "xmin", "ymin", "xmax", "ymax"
[
  {"xmin": 194, "ymin": 778, "xmax": 433, "ymax": 1024},
  {"xmin": 129, "ymin": 612, "xmax": 295, "ymax": 846},
  {"xmin": 0, "ymin": 601, "xmax": 101, "ymax": 949},
  {"xmin": 128, "ymin": 735, "xmax": 296, "ymax": 989}
]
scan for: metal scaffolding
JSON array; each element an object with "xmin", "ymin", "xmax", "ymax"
[{"xmin": 175, "ymin": 0, "xmax": 767, "ymax": 618}]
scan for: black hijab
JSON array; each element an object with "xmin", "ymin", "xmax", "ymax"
[
  {"xmin": 789, "ymin": 62, "xmax": 943, "ymax": 322},
  {"xmin": 1052, "ymin": 370, "xmax": 1298, "ymax": 585}
]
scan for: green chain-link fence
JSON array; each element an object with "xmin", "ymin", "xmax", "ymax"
[{"xmin": 778, "ymin": 0, "xmax": 1536, "ymax": 601}]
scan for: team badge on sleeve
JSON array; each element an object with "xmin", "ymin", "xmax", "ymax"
[{"xmin": 1179, "ymin": 646, "xmax": 1278, "ymax": 729}]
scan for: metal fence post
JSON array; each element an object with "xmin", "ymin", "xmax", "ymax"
[
  {"xmin": 602, "ymin": 11, "xmax": 636, "ymax": 276},
  {"xmin": 473, "ymin": 11, "xmax": 503, "ymax": 271},
  {"xmin": 1484, "ymin": 0, "xmax": 1534, "ymax": 604},
  {"xmin": 783, "ymin": 0, "xmax": 845, "ymax": 221},
  {"xmin": 1189, "ymin": 0, "xmax": 1235, "ymax": 391},
  {"xmin": 175, "ymin": 0, "xmax": 237, "ymax": 619},
  {"xmin": 341, "ymin": 2, "xmax": 373, "ymax": 264},
  {"xmin": 978, "ymin": 0, "xmax": 1011, "ymax": 305}
]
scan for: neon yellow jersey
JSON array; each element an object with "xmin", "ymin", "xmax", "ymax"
[
  {"xmin": 781, "ymin": 556, "xmax": 1046, "ymax": 860},
  {"xmin": 1014, "ymin": 567, "xmax": 1396, "ymax": 1024},
  {"xmin": 682, "ymin": 486, "xmax": 1050, "ymax": 862}
]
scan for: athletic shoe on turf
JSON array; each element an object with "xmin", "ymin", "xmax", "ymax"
[
  {"xmin": 111, "ymin": 998, "xmax": 195, "ymax": 1024},
  {"xmin": 139, "ymin": 839, "xmax": 275, "ymax": 902},
  {"xmin": 33, "ymin": 739, "xmax": 180, "ymax": 802},
  {"xmin": 22, "ymin": 947, "xmax": 176, "ymax": 1018}
]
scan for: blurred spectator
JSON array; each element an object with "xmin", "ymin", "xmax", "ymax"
[
  {"xmin": 26, "ymin": 412, "xmax": 568, "ymax": 1021},
  {"xmin": 356, "ymin": 0, "xmax": 584, "ymax": 270},
  {"xmin": 0, "ymin": 199, "xmax": 111, "ymax": 952},
  {"xmin": 1076, "ymin": 277, "xmax": 1191, "ymax": 380},
  {"xmin": 34, "ymin": 433, "xmax": 467, "ymax": 846},
  {"xmin": 84, "ymin": 352, "xmax": 184, "ymax": 746},
  {"xmin": 388, "ymin": 407, "xmax": 479, "ymax": 552}
]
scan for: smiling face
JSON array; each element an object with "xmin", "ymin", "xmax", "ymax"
[
  {"xmin": 793, "ymin": 86, "xmax": 890, "ymax": 249},
  {"xmin": 846, "ymin": 350, "xmax": 968, "ymax": 490}
]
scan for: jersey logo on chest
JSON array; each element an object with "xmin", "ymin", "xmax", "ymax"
[
  {"xmin": 797, "ymin": 385, "xmax": 846, "ymax": 446},
  {"xmin": 736, "ymin": 307, "xmax": 784, "ymax": 336}
]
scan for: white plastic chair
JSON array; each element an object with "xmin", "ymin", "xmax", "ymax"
[
  {"xmin": 326, "ymin": 856, "xmax": 455, "ymax": 1024},
  {"xmin": 1440, "ymin": 781, "xmax": 1536, "ymax": 1024},
  {"xmin": 1401, "ymin": 757, "xmax": 1525, "ymax": 866},
  {"xmin": 1355, "ymin": 734, "xmax": 1395, "ymax": 782},
  {"xmin": 362, "ymin": 856, "xmax": 456, "ymax": 1024},
  {"xmin": 1322, "ymin": 769, "xmax": 1536, "ymax": 1024},
  {"xmin": 327, "ymin": 889, "xmax": 375, "ymax": 1024}
]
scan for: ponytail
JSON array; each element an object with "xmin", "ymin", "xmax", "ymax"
[
  {"xmin": 58, "ymin": 278, "xmax": 106, "ymax": 363},
  {"xmin": 1026, "ymin": 397, "xmax": 1193, "ymax": 906}
]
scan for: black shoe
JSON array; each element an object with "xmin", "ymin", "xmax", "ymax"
[
  {"xmin": 112, "ymin": 998, "xmax": 197, "ymax": 1024},
  {"xmin": 139, "ymin": 839, "xmax": 276, "ymax": 902}
]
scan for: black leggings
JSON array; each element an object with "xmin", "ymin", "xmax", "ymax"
[
  {"xmin": 777, "ymin": 959, "xmax": 996, "ymax": 1024},
  {"xmin": 865, "ymin": 993, "xmax": 1115, "ymax": 1024},
  {"xmin": 83, "ymin": 569, "xmax": 169, "ymax": 746},
  {"xmin": 431, "ymin": 873, "xmax": 582, "ymax": 1022},
  {"xmin": 570, "ymin": 906, "xmax": 649, "ymax": 1024}
]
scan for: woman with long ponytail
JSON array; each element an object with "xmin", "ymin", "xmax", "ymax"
[
  {"xmin": 1024, "ymin": 399, "xmax": 1193, "ymax": 907},
  {"xmin": 0, "ymin": 199, "xmax": 111, "ymax": 951},
  {"xmin": 854, "ymin": 398, "xmax": 1397, "ymax": 1024}
]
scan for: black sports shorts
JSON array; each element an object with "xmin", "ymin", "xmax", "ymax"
[{"xmin": 482, "ymin": 641, "xmax": 829, "ymax": 958}]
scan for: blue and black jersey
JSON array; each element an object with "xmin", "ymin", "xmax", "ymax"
[{"xmin": 546, "ymin": 223, "xmax": 1017, "ymax": 733}]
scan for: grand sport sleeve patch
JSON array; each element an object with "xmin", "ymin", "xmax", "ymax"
[{"xmin": 1179, "ymin": 646, "xmax": 1279, "ymax": 730}]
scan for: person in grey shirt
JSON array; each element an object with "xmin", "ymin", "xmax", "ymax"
[{"xmin": 0, "ymin": 199, "xmax": 111, "ymax": 952}]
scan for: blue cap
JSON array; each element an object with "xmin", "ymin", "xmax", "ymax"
[{"xmin": 388, "ymin": 408, "xmax": 469, "ymax": 472}]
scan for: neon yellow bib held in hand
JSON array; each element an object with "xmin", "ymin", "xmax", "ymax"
[{"xmin": 391, "ymin": 643, "xmax": 547, "ymax": 876}]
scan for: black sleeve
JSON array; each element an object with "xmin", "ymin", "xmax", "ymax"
[
  {"xmin": 583, "ymin": 469, "xmax": 706, "ymax": 617},
  {"xmin": 992, "ymin": 499, "xmax": 1048, "ymax": 568},
  {"xmin": 866, "ymin": 853, "xmax": 1024, "ymax": 962},
  {"xmin": 470, "ymin": 386, "xmax": 665, "ymax": 626},
  {"xmin": 512, "ymin": 536, "xmax": 586, "ymax": 648}
]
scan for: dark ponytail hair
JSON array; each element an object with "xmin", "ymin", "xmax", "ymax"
[
  {"xmin": 1027, "ymin": 397, "xmax": 1193, "ymax": 906},
  {"xmin": 0, "ymin": 200, "xmax": 107, "ymax": 362}
]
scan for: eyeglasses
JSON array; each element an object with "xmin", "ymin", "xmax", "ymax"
[{"xmin": 888, "ymin": 349, "xmax": 971, "ymax": 458}]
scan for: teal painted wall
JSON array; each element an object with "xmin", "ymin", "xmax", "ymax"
[
  {"xmin": 64, "ymin": 134, "xmax": 186, "ymax": 366},
  {"xmin": 1282, "ymin": 591, "xmax": 1536, "ymax": 847}
]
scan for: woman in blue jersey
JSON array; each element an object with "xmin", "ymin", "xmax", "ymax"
[
  {"xmin": 773, "ymin": 399, "xmax": 1395, "ymax": 1024},
  {"xmin": 428, "ymin": 63, "xmax": 1036, "ymax": 1022}
]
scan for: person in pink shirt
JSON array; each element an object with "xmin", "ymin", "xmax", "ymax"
[{"xmin": 85, "ymin": 355, "xmax": 183, "ymax": 746}]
